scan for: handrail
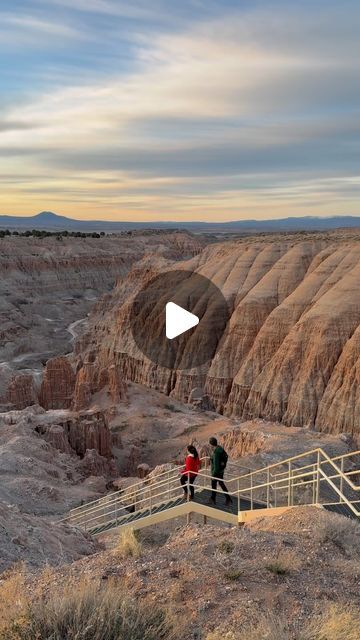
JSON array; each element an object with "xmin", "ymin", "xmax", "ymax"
[
  {"xmin": 330, "ymin": 450, "xmax": 360, "ymax": 464},
  {"xmin": 272, "ymin": 449, "xmax": 360, "ymax": 480},
  {"xmin": 62, "ymin": 446, "xmax": 360, "ymax": 532},
  {"xmin": 65, "ymin": 475, "xmax": 182, "ymax": 524},
  {"xmin": 68, "ymin": 455, "xmax": 212, "ymax": 516},
  {"xmin": 319, "ymin": 449, "xmax": 360, "ymax": 493},
  {"xmin": 68, "ymin": 447, "xmax": 359, "ymax": 518},
  {"xmin": 318, "ymin": 467, "xmax": 359, "ymax": 517},
  {"xmin": 67, "ymin": 480, "xmax": 238, "ymax": 531}
]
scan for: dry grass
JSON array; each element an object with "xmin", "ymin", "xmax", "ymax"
[
  {"xmin": 206, "ymin": 616, "xmax": 289, "ymax": 640},
  {"xmin": 206, "ymin": 603, "xmax": 360, "ymax": 640},
  {"xmin": 315, "ymin": 513, "xmax": 360, "ymax": 556},
  {"xmin": 0, "ymin": 575, "xmax": 181, "ymax": 640},
  {"xmin": 114, "ymin": 527, "xmax": 142, "ymax": 559},
  {"xmin": 206, "ymin": 631, "xmax": 238, "ymax": 640},
  {"xmin": 303, "ymin": 603, "xmax": 360, "ymax": 640},
  {"xmin": 0, "ymin": 565, "xmax": 27, "ymax": 634}
]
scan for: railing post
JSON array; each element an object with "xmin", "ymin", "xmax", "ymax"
[
  {"xmin": 340, "ymin": 458, "xmax": 344, "ymax": 502},
  {"xmin": 316, "ymin": 451, "xmax": 321, "ymax": 504},
  {"xmin": 237, "ymin": 478, "xmax": 240, "ymax": 513},
  {"xmin": 250, "ymin": 473, "xmax": 253, "ymax": 510},
  {"xmin": 288, "ymin": 461, "xmax": 292, "ymax": 507},
  {"xmin": 312, "ymin": 464, "xmax": 316, "ymax": 504},
  {"xmin": 187, "ymin": 474, "xmax": 190, "ymax": 525},
  {"xmin": 150, "ymin": 486, "xmax": 152, "ymax": 514},
  {"xmin": 267, "ymin": 469, "xmax": 270, "ymax": 508}
]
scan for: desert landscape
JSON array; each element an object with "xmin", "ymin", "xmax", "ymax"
[
  {"xmin": 1, "ymin": 0, "xmax": 360, "ymax": 636},
  {"xmin": 0, "ymin": 227, "xmax": 359, "ymax": 639}
]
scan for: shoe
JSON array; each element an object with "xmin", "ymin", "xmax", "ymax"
[
  {"xmin": 225, "ymin": 496, "xmax": 233, "ymax": 506},
  {"xmin": 208, "ymin": 497, "xmax": 216, "ymax": 506}
]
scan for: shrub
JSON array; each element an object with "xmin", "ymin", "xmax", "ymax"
[
  {"xmin": 265, "ymin": 548, "xmax": 300, "ymax": 576},
  {"xmin": 115, "ymin": 528, "xmax": 142, "ymax": 559},
  {"xmin": 217, "ymin": 540, "xmax": 235, "ymax": 554},
  {"xmin": 223, "ymin": 569, "xmax": 242, "ymax": 581},
  {"xmin": 0, "ymin": 578, "xmax": 180, "ymax": 640}
]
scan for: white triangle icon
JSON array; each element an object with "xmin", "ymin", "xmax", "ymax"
[{"xmin": 166, "ymin": 302, "xmax": 199, "ymax": 340}]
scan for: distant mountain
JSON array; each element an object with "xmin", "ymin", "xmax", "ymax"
[{"xmin": 0, "ymin": 211, "xmax": 359, "ymax": 233}]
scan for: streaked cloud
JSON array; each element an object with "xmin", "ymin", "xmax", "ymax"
[{"xmin": 0, "ymin": 0, "xmax": 359, "ymax": 219}]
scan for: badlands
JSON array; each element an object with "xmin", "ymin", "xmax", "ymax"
[{"xmin": 0, "ymin": 228, "xmax": 359, "ymax": 639}]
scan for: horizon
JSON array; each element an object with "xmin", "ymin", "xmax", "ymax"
[
  {"xmin": 1, "ymin": 210, "xmax": 360, "ymax": 224},
  {"xmin": 1, "ymin": 1, "xmax": 360, "ymax": 221}
]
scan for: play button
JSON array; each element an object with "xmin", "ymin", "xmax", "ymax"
[
  {"xmin": 130, "ymin": 269, "xmax": 230, "ymax": 371},
  {"xmin": 166, "ymin": 302, "xmax": 199, "ymax": 339}
]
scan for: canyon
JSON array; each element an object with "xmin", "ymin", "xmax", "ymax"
[
  {"xmin": 0, "ymin": 230, "xmax": 203, "ymax": 407},
  {"xmin": 63, "ymin": 230, "xmax": 360, "ymax": 441},
  {"xmin": 0, "ymin": 227, "xmax": 359, "ymax": 576}
]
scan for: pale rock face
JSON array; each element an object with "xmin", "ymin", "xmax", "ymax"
[{"xmin": 72, "ymin": 237, "xmax": 360, "ymax": 440}]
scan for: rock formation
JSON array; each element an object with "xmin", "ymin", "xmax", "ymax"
[
  {"xmin": 39, "ymin": 357, "xmax": 76, "ymax": 409},
  {"xmin": 6, "ymin": 374, "xmax": 36, "ymax": 409},
  {"xmin": 72, "ymin": 234, "xmax": 360, "ymax": 440},
  {"xmin": 72, "ymin": 362, "xmax": 126, "ymax": 411},
  {"xmin": 39, "ymin": 409, "xmax": 114, "ymax": 460}
]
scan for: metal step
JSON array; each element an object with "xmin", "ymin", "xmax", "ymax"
[
  {"xmin": 88, "ymin": 489, "xmax": 266, "ymax": 535},
  {"xmin": 323, "ymin": 503, "xmax": 360, "ymax": 521}
]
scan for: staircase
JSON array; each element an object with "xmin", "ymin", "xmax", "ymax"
[{"xmin": 61, "ymin": 448, "xmax": 360, "ymax": 536}]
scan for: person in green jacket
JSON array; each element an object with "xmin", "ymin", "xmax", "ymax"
[{"xmin": 209, "ymin": 437, "xmax": 232, "ymax": 506}]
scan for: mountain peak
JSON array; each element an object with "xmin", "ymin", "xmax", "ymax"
[{"xmin": 35, "ymin": 211, "xmax": 66, "ymax": 220}]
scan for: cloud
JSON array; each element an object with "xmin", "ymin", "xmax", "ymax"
[
  {"xmin": 0, "ymin": 11, "xmax": 89, "ymax": 48},
  {"xmin": 1, "ymin": 1, "xmax": 360, "ymax": 218}
]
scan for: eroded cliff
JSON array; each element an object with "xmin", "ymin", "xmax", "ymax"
[{"xmin": 73, "ymin": 232, "xmax": 360, "ymax": 439}]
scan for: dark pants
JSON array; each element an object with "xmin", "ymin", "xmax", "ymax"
[
  {"xmin": 181, "ymin": 473, "xmax": 197, "ymax": 499},
  {"xmin": 211, "ymin": 472, "xmax": 229, "ymax": 501}
]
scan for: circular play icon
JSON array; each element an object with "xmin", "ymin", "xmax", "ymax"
[{"xmin": 130, "ymin": 269, "xmax": 230, "ymax": 370}]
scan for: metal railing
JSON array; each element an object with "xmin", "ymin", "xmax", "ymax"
[{"xmin": 61, "ymin": 448, "xmax": 360, "ymax": 533}]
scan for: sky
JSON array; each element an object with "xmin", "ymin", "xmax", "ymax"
[{"xmin": 0, "ymin": 0, "xmax": 359, "ymax": 221}]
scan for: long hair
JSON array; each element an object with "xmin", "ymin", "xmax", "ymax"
[{"xmin": 187, "ymin": 444, "xmax": 199, "ymax": 459}]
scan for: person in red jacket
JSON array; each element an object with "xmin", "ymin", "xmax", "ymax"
[{"xmin": 180, "ymin": 445, "xmax": 201, "ymax": 500}]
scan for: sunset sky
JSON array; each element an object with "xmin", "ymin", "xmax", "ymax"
[{"xmin": 1, "ymin": 0, "xmax": 359, "ymax": 221}]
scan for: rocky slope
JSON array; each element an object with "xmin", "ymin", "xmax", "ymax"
[
  {"xmin": 72, "ymin": 231, "xmax": 360, "ymax": 440},
  {"xmin": 20, "ymin": 507, "xmax": 360, "ymax": 639},
  {"xmin": 0, "ymin": 404, "xmax": 122, "ymax": 571},
  {"xmin": 0, "ymin": 231, "xmax": 203, "ymax": 407}
]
